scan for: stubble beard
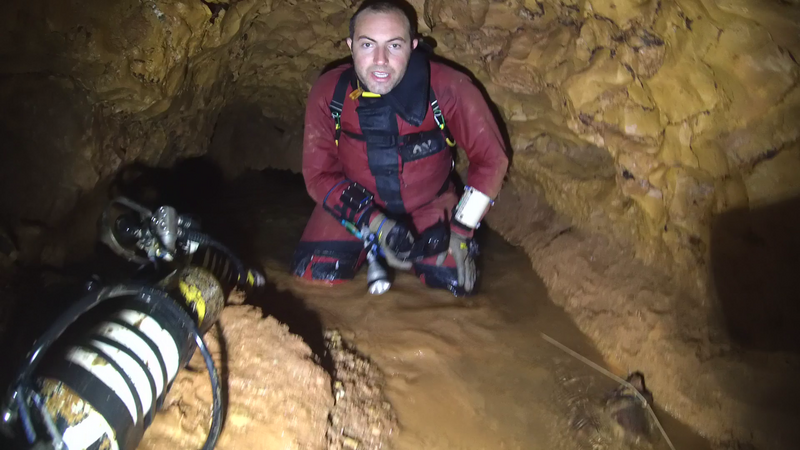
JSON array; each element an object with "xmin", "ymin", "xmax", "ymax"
[{"xmin": 358, "ymin": 66, "xmax": 402, "ymax": 95}]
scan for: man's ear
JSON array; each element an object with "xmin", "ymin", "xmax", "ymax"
[
  {"xmin": 412, "ymin": 38, "xmax": 418, "ymax": 50},
  {"xmin": 346, "ymin": 37, "xmax": 353, "ymax": 51}
]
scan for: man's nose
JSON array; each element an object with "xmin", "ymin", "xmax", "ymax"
[{"xmin": 373, "ymin": 46, "xmax": 387, "ymax": 65}]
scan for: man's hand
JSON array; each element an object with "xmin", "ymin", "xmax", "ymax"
[
  {"xmin": 369, "ymin": 213, "xmax": 416, "ymax": 269},
  {"xmin": 436, "ymin": 231, "xmax": 476, "ymax": 293}
]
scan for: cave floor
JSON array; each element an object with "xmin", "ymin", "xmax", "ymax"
[{"xmin": 184, "ymin": 169, "xmax": 712, "ymax": 450}]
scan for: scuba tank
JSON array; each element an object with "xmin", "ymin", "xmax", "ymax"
[{"xmin": 0, "ymin": 197, "xmax": 265, "ymax": 450}]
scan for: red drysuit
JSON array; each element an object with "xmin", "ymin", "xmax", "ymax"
[{"xmin": 292, "ymin": 50, "xmax": 508, "ymax": 294}]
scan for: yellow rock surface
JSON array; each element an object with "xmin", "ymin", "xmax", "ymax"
[{"xmin": 744, "ymin": 143, "xmax": 800, "ymax": 208}]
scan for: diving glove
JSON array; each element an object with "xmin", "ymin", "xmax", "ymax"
[
  {"xmin": 436, "ymin": 231, "xmax": 477, "ymax": 294},
  {"xmin": 369, "ymin": 213, "xmax": 416, "ymax": 270}
]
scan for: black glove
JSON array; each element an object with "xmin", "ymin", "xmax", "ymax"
[
  {"xmin": 436, "ymin": 231, "xmax": 476, "ymax": 293},
  {"xmin": 368, "ymin": 213, "xmax": 416, "ymax": 269}
]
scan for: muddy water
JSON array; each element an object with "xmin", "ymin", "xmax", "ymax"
[
  {"xmin": 204, "ymin": 170, "xmax": 712, "ymax": 450},
  {"xmin": 264, "ymin": 235, "xmax": 586, "ymax": 449}
]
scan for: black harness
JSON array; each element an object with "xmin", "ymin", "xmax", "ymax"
[{"xmin": 328, "ymin": 67, "xmax": 456, "ymax": 215}]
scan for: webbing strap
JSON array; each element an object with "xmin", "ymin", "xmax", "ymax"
[
  {"xmin": 428, "ymin": 88, "xmax": 456, "ymax": 147},
  {"xmin": 328, "ymin": 68, "xmax": 456, "ymax": 148},
  {"xmin": 342, "ymin": 128, "xmax": 442, "ymax": 145},
  {"xmin": 329, "ymin": 68, "xmax": 354, "ymax": 146}
]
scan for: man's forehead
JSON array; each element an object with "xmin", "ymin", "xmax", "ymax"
[{"xmin": 353, "ymin": 10, "xmax": 410, "ymax": 37}]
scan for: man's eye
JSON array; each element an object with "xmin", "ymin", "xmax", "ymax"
[
  {"xmin": 362, "ymin": 42, "xmax": 372, "ymax": 48},
  {"xmin": 390, "ymin": 44, "xmax": 401, "ymax": 49}
]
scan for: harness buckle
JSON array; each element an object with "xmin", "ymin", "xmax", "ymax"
[
  {"xmin": 430, "ymin": 99, "xmax": 454, "ymax": 146},
  {"xmin": 331, "ymin": 111, "xmax": 342, "ymax": 146}
]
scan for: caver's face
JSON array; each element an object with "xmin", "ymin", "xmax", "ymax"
[{"xmin": 347, "ymin": 10, "xmax": 418, "ymax": 95}]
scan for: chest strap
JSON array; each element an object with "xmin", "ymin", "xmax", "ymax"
[
  {"xmin": 341, "ymin": 128, "xmax": 440, "ymax": 145},
  {"xmin": 328, "ymin": 69, "xmax": 456, "ymax": 148},
  {"xmin": 429, "ymin": 88, "xmax": 456, "ymax": 147},
  {"xmin": 329, "ymin": 68, "xmax": 353, "ymax": 146}
]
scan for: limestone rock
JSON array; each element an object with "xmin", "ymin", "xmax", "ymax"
[{"xmin": 744, "ymin": 143, "xmax": 800, "ymax": 208}]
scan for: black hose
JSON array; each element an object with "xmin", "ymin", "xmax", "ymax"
[
  {"xmin": 194, "ymin": 329, "xmax": 222, "ymax": 450},
  {"xmin": 13, "ymin": 390, "xmax": 35, "ymax": 444},
  {"xmin": 181, "ymin": 229, "xmax": 261, "ymax": 289},
  {"xmin": 30, "ymin": 390, "xmax": 63, "ymax": 449}
]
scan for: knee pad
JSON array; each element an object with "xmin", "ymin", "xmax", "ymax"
[{"xmin": 292, "ymin": 241, "xmax": 365, "ymax": 282}]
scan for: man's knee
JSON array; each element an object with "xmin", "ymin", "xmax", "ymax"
[{"xmin": 292, "ymin": 241, "xmax": 365, "ymax": 284}]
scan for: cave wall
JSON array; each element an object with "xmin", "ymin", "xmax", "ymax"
[
  {"xmin": 0, "ymin": 0, "xmax": 246, "ymax": 260},
  {"xmin": 423, "ymin": 0, "xmax": 800, "ymax": 296}
]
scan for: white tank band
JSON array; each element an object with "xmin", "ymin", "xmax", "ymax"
[{"xmin": 453, "ymin": 186, "xmax": 493, "ymax": 229}]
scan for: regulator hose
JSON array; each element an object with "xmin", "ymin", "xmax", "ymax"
[
  {"xmin": 181, "ymin": 229, "xmax": 263, "ymax": 290},
  {"xmin": 194, "ymin": 328, "xmax": 223, "ymax": 450}
]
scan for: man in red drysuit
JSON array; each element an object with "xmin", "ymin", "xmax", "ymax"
[{"xmin": 291, "ymin": 0, "xmax": 508, "ymax": 296}]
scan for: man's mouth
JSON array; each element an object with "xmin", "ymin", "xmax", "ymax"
[{"xmin": 372, "ymin": 71, "xmax": 390, "ymax": 80}]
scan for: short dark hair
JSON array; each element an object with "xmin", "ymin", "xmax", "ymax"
[{"xmin": 348, "ymin": 0, "xmax": 418, "ymax": 41}]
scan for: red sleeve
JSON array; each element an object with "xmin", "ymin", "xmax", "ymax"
[
  {"xmin": 435, "ymin": 65, "xmax": 509, "ymax": 199},
  {"xmin": 302, "ymin": 69, "xmax": 348, "ymax": 205}
]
